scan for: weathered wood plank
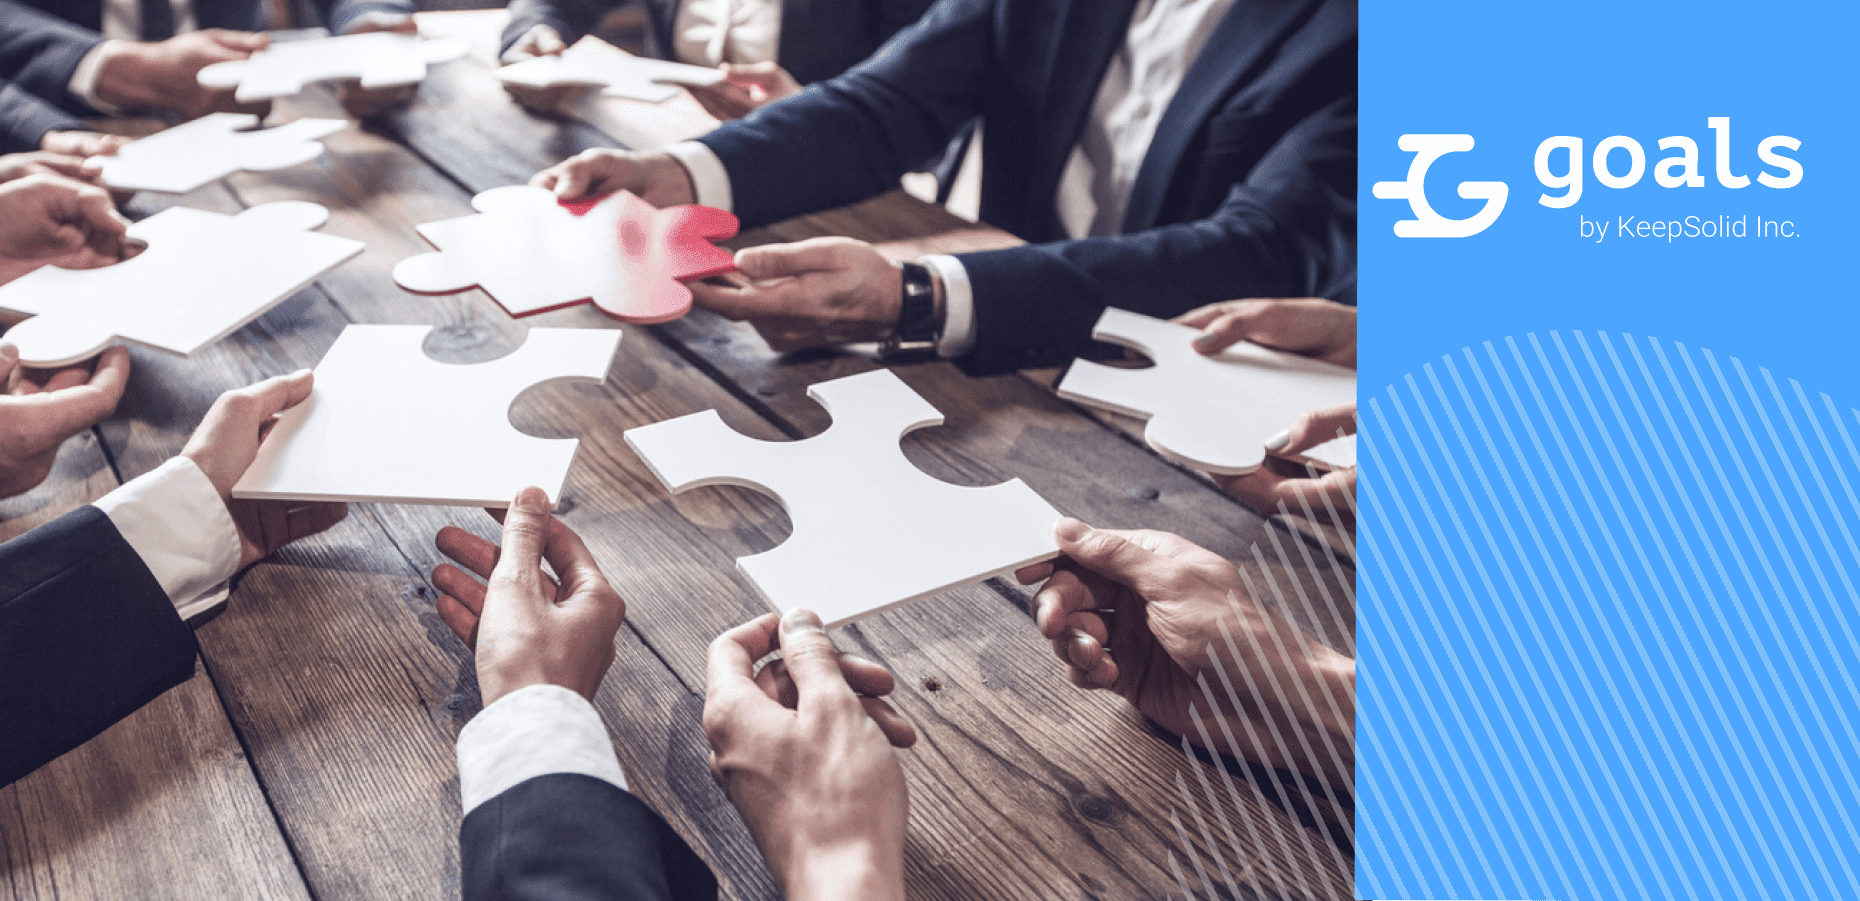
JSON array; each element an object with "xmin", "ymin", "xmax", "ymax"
[{"xmin": 0, "ymin": 436, "xmax": 309, "ymax": 901}]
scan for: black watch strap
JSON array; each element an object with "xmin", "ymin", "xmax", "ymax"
[{"xmin": 894, "ymin": 262, "xmax": 940, "ymax": 345}]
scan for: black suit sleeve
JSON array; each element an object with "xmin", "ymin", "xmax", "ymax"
[
  {"xmin": 953, "ymin": 93, "xmax": 1357, "ymax": 375},
  {"xmin": 698, "ymin": 0, "xmax": 991, "ymax": 229},
  {"xmin": 500, "ymin": 0, "xmax": 627, "ymax": 56},
  {"xmin": 0, "ymin": 505, "xmax": 200, "ymax": 787},
  {"xmin": 1, "ymin": 76, "xmax": 85, "ymax": 152},
  {"xmin": 461, "ymin": 773, "xmax": 718, "ymax": 901},
  {"xmin": 0, "ymin": 0, "xmax": 104, "ymax": 115}
]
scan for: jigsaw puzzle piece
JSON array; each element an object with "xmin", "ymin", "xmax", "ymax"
[
  {"xmin": 94, "ymin": 113, "xmax": 346, "ymax": 194},
  {"xmin": 1056, "ymin": 308, "xmax": 1356, "ymax": 476},
  {"xmin": 598, "ymin": 192, "xmax": 738, "ymax": 323},
  {"xmin": 394, "ymin": 186, "xmax": 625, "ymax": 316},
  {"xmin": 0, "ymin": 203, "xmax": 363, "ymax": 367},
  {"xmin": 232, "ymin": 325, "xmax": 620, "ymax": 507},
  {"xmin": 494, "ymin": 37, "xmax": 723, "ymax": 103},
  {"xmin": 625, "ymin": 369, "xmax": 1060, "ymax": 627},
  {"xmin": 197, "ymin": 33, "xmax": 469, "ymax": 102}
]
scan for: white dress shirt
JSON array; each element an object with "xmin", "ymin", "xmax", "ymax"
[
  {"xmin": 672, "ymin": 0, "xmax": 783, "ymax": 68},
  {"xmin": 666, "ymin": 0, "xmax": 1239, "ymax": 358}
]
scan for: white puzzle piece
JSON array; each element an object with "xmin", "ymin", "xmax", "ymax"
[
  {"xmin": 394, "ymin": 186, "xmax": 626, "ymax": 317},
  {"xmin": 494, "ymin": 36, "xmax": 725, "ymax": 103},
  {"xmin": 625, "ymin": 369, "xmax": 1063, "ymax": 628},
  {"xmin": 94, "ymin": 113, "xmax": 346, "ymax": 194},
  {"xmin": 233, "ymin": 325, "xmax": 619, "ymax": 507},
  {"xmin": 197, "ymin": 32, "xmax": 469, "ymax": 102},
  {"xmin": 1056, "ymin": 308, "xmax": 1358, "ymax": 475},
  {"xmin": 0, "ymin": 203, "xmax": 362, "ymax": 367}
]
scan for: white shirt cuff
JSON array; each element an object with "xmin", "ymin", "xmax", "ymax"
[
  {"xmin": 665, "ymin": 141, "xmax": 733, "ymax": 212},
  {"xmin": 68, "ymin": 40, "xmax": 127, "ymax": 114},
  {"xmin": 921, "ymin": 254, "xmax": 976, "ymax": 358},
  {"xmin": 456, "ymin": 684, "xmax": 628, "ymax": 817},
  {"xmin": 93, "ymin": 457, "xmax": 241, "ymax": 616}
]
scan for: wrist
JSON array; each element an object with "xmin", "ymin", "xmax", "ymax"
[
  {"xmin": 781, "ymin": 841, "xmax": 905, "ymax": 901},
  {"xmin": 650, "ymin": 153, "xmax": 699, "ymax": 207},
  {"xmin": 881, "ymin": 260, "xmax": 940, "ymax": 357}
]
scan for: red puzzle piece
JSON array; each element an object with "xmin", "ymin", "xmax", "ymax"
[{"xmin": 560, "ymin": 192, "xmax": 739, "ymax": 324}]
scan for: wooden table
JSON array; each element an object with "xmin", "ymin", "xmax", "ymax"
[{"xmin": 0, "ymin": 38, "xmax": 1355, "ymax": 901}]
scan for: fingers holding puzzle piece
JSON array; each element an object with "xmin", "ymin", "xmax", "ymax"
[
  {"xmin": 1056, "ymin": 308, "xmax": 1357, "ymax": 475},
  {"xmin": 0, "ymin": 203, "xmax": 363, "ymax": 368},
  {"xmin": 394, "ymin": 186, "xmax": 738, "ymax": 322},
  {"xmin": 196, "ymin": 32, "xmax": 470, "ymax": 103},
  {"xmin": 231, "ymin": 325, "xmax": 620, "ymax": 507},
  {"xmin": 494, "ymin": 36, "xmax": 727, "ymax": 104}
]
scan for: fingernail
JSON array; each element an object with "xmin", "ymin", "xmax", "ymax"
[
  {"xmin": 514, "ymin": 487, "xmax": 549, "ymax": 513},
  {"xmin": 781, "ymin": 608, "xmax": 823, "ymax": 633},
  {"xmin": 1054, "ymin": 517, "xmax": 1090, "ymax": 543},
  {"xmin": 1069, "ymin": 630, "xmax": 1095, "ymax": 659},
  {"xmin": 1192, "ymin": 331, "xmax": 1219, "ymax": 348},
  {"xmin": 0, "ymin": 344, "xmax": 17, "ymax": 362},
  {"xmin": 1264, "ymin": 429, "xmax": 1290, "ymax": 451}
]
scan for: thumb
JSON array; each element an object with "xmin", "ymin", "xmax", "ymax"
[
  {"xmin": 777, "ymin": 608, "xmax": 855, "ymax": 710},
  {"xmin": 0, "ymin": 343, "xmax": 18, "ymax": 384},
  {"xmin": 723, "ymin": 61, "xmax": 783, "ymax": 88},
  {"xmin": 1265, "ymin": 402, "xmax": 1357, "ymax": 457},
  {"xmin": 1052, "ymin": 518, "xmax": 1176, "ymax": 598},
  {"xmin": 735, "ymin": 241, "xmax": 843, "ymax": 280},
  {"xmin": 492, "ymin": 487, "xmax": 553, "ymax": 594},
  {"xmin": 211, "ymin": 29, "xmax": 269, "ymax": 52}
]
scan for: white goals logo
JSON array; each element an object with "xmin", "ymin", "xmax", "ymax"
[{"xmin": 1373, "ymin": 120, "xmax": 1803, "ymax": 238}]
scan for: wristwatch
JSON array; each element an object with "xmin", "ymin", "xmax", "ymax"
[{"xmin": 882, "ymin": 261, "xmax": 942, "ymax": 357}]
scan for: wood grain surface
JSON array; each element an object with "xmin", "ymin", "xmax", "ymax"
[{"xmin": 6, "ymin": 33, "xmax": 1353, "ymax": 901}]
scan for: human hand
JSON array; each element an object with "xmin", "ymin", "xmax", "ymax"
[
  {"xmin": 96, "ymin": 30, "xmax": 272, "ymax": 119},
  {"xmin": 498, "ymin": 25, "xmax": 579, "ymax": 114},
  {"xmin": 0, "ymin": 344, "xmax": 129, "ymax": 498},
  {"xmin": 0, "ymin": 151, "xmax": 96, "ymax": 186},
  {"xmin": 687, "ymin": 61, "xmax": 802, "ymax": 120},
  {"xmin": 530, "ymin": 149, "xmax": 697, "ymax": 208},
  {"xmin": 40, "ymin": 130, "xmax": 131, "ymax": 159},
  {"xmin": 181, "ymin": 370, "xmax": 348, "ymax": 570},
  {"xmin": 1176, "ymin": 297, "xmax": 1356, "ymax": 369},
  {"xmin": 431, "ymin": 487, "xmax": 627, "ymax": 705},
  {"xmin": 1220, "ymin": 404, "xmax": 1357, "ymax": 523},
  {"xmin": 0, "ymin": 174, "xmax": 133, "ymax": 285},
  {"xmin": 705, "ymin": 610, "xmax": 911, "ymax": 901},
  {"xmin": 688, "ymin": 238, "xmax": 902, "ymax": 352},
  {"xmin": 337, "ymin": 15, "xmax": 421, "ymax": 119},
  {"xmin": 1015, "ymin": 519, "xmax": 1355, "ymax": 789}
]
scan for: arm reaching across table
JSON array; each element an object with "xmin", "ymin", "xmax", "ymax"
[
  {"xmin": 1015, "ymin": 518, "xmax": 1356, "ymax": 793},
  {"xmin": 0, "ymin": 370, "xmax": 346, "ymax": 786}
]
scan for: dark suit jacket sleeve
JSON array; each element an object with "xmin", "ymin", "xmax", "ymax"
[
  {"xmin": 500, "ymin": 0, "xmax": 626, "ymax": 55},
  {"xmin": 1, "ymin": 76, "xmax": 85, "ymax": 152},
  {"xmin": 953, "ymin": 93, "xmax": 1357, "ymax": 375},
  {"xmin": 0, "ymin": 505, "xmax": 200, "ymax": 787},
  {"xmin": 0, "ymin": 0, "xmax": 105, "ymax": 115},
  {"xmin": 461, "ymin": 773, "xmax": 718, "ymax": 901},
  {"xmin": 697, "ymin": 0, "xmax": 990, "ymax": 229}
]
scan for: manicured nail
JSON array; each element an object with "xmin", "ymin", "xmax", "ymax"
[
  {"xmin": 1192, "ymin": 331, "xmax": 1219, "ymax": 348},
  {"xmin": 782, "ymin": 608, "xmax": 823, "ymax": 633},
  {"xmin": 1264, "ymin": 429, "xmax": 1291, "ymax": 451},
  {"xmin": 514, "ymin": 487, "xmax": 549, "ymax": 514},
  {"xmin": 1069, "ymin": 630, "xmax": 1096, "ymax": 660},
  {"xmin": 1054, "ymin": 518, "xmax": 1090, "ymax": 543}
]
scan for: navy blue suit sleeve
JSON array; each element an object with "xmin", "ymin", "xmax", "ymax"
[
  {"xmin": 461, "ymin": 773, "xmax": 718, "ymax": 901},
  {"xmin": 698, "ymin": 0, "xmax": 991, "ymax": 229},
  {"xmin": 1, "ymin": 76, "xmax": 85, "ymax": 152},
  {"xmin": 952, "ymin": 93, "xmax": 1357, "ymax": 375},
  {"xmin": 500, "ymin": 0, "xmax": 626, "ymax": 55},
  {"xmin": 0, "ymin": 505, "xmax": 199, "ymax": 787},
  {"xmin": 0, "ymin": 0, "xmax": 105, "ymax": 114}
]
